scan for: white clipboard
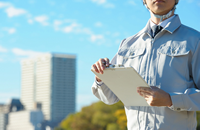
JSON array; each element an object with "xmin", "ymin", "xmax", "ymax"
[{"xmin": 91, "ymin": 65, "xmax": 150, "ymax": 106}]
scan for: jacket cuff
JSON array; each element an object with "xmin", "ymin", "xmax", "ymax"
[
  {"xmin": 95, "ymin": 79, "xmax": 103, "ymax": 86},
  {"xmin": 93, "ymin": 77, "xmax": 104, "ymax": 89},
  {"xmin": 170, "ymin": 94, "xmax": 186, "ymax": 111}
]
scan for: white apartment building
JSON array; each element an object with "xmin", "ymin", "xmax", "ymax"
[
  {"xmin": 0, "ymin": 113, "xmax": 8, "ymax": 130},
  {"xmin": 21, "ymin": 58, "xmax": 35, "ymax": 110},
  {"xmin": 21, "ymin": 53, "xmax": 76, "ymax": 127},
  {"xmin": 7, "ymin": 110, "xmax": 44, "ymax": 130}
]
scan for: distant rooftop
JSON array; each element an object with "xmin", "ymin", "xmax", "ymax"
[
  {"xmin": 7, "ymin": 99, "xmax": 22, "ymax": 105},
  {"xmin": 21, "ymin": 52, "xmax": 76, "ymax": 63},
  {"xmin": 52, "ymin": 53, "xmax": 76, "ymax": 59}
]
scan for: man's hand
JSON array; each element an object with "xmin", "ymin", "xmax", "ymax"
[
  {"xmin": 91, "ymin": 58, "xmax": 110, "ymax": 82},
  {"xmin": 137, "ymin": 86, "xmax": 172, "ymax": 107}
]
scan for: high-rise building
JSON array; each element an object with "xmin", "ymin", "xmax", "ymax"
[{"xmin": 21, "ymin": 53, "xmax": 76, "ymax": 126}]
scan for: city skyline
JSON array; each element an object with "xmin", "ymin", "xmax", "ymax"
[
  {"xmin": 0, "ymin": 0, "xmax": 200, "ymax": 111},
  {"xmin": 0, "ymin": 53, "xmax": 76, "ymax": 130}
]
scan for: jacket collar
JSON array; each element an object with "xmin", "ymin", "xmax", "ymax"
[
  {"xmin": 164, "ymin": 15, "xmax": 182, "ymax": 33},
  {"xmin": 142, "ymin": 14, "xmax": 182, "ymax": 35}
]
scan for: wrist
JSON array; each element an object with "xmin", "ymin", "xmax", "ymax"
[{"xmin": 95, "ymin": 76, "xmax": 102, "ymax": 82}]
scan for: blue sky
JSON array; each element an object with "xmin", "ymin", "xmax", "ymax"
[{"xmin": 0, "ymin": 0, "xmax": 200, "ymax": 111}]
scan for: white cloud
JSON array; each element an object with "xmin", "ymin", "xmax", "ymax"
[
  {"xmin": 53, "ymin": 19, "xmax": 78, "ymax": 31},
  {"xmin": 61, "ymin": 21, "xmax": 93, "ymax": 35},
  {"xmin": 2, "ymin": 27, "xmax": 16, "ymax": 34},
  {"xmin": 91, "ymin": 0, "xmax": 115, "ymax": 8},
  {"xmin": 1, "ymin": 1, "xmax": 107, "ymax": 45},
  {"xmin": 59, "ymin": 20, "xmax": 105, "ymax": 43},
  {"xmin": 55, "ymin": 20, "xmax": 105, "ymax": 44},
  {"xmin": 7, "ymin": 28, "xmax": 16, "ymax": 34},
  {"xmin": 128, "ymin": 0, "xmax": 137, "ymax": 6},
  {"xmin": 63, "ymin": 23, "xmax": 80, "ymax": 33},
  {"xmin": 90, "ymin": 34, "xmax": 104, "ymax": 42},
  {"xmin": 91, "ymin": 0, "xmax": 106, "ymax": 4},
  {"xmin": 0, "ymin": 45, "xmax": 8, "ymax": 52},
  {"xmin": 1, "ymin": 2, "xmax": 31, "ymax": 21},
  {"xmin": 5, "ymin": 6, "xmax": 27, "ymax": 17},
  {"xmin": 74, "ymin": 26, "xmax": 93, "ymax": 35},
  {"xmin": 0, "ymin": 2, "xmax": 11, "ymax": 8},
  {"xmin": 12, "ymin": 48, "xmax": 44, "ymax": 58},
  {"xmin": 8, "ymin": 28, "xmax": 16, "ymax": 34},
  {"xmin": 95, "ymin": 22, "xmax": 103, "ymax": 27},
  {"xmin": 54, "ymin": 20, "xmax": 62, "ymax": 26},
  {"xmin": 28, "ymin": 19, "xmax": 34, "ymax": 24},
  {"xmin": 53, "ymin": 20, "xmax": 63, "ymax": 31},
  {"xmin": 34, "ymin": 15, "xmax": 49, "ymax": 26}
]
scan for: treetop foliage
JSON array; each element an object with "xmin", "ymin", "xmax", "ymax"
[{"xmin": 55, "ymin": 101, "xmax": 127, "ymax": 130}]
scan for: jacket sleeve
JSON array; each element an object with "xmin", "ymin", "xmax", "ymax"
[
  {"xmin": 91, "ymin": 54, "xmax": 120, "ymax": 105},
  {"xmin": 170, "ymin": 39, "xmax": 200, "ymax": 111},
  {"xmin": 91, "ymin": 80, "xmax": 120, "ymax": 105},
  {"xmin": 91, "ymin": 39, "xmax": 126, "ymax": 105}
]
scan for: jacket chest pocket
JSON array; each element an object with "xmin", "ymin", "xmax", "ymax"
[
  {"xmin": 117, "ymin": 48, "xmax": 146, "ymax": 71},
  {"xmin": 157, "ymin": 43, "xmax": 190, "ymax": 83}
]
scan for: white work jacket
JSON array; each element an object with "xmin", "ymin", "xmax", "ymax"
[{"xmin": 92, "ymin": 15, "xmax": 200, "ymax": 130}]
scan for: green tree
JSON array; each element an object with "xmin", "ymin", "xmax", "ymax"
[
  {"xmin": 92, "ymin": 111, "xmax": 116, "ymax": 129},
  {"xmin": 57, "ymin": 105, "xmax": 200, "ymax": 130},
  {"xmin": 106, "ymin": 123, "xmax": 120, "ymax": 130},
  {"xmin": 115, "ymin": 109, "xmax": 127, "ymax": 130},
  {"xmin": 56, "ymin": 101, "xmax": 127, "ymax": 130},
  {"xmin": 60, "ymin": 114, "xmax": 75, "ymax": 130},
  {"xmin": 196, "ymin": 111, "xmax": 200, "ymax": 130}
]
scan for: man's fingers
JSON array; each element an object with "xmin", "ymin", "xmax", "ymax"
[
  {"xmin": 104, "ymin": 58, "xmax": 110, "ymax": 67},
  {"xmin": 91, "ymin": 64, "xmax": 99, "ymax": 73},
  {"xmin": 92, "ymin": 58, "xmax": 110, "ymax": 75},
  {"xmin": 96, "ymin": 61, "xmax": 104, "ymax": 74},
  {"xmin": 143, "ymin": 92, "xmax": 151, "ymax": 98},
  {"xmin": 137, "ymin": 87, "xmax": 152, "ymax": 92},
  {"xmin": 99, "ymin": 58, "xmax": 106, "ymax": 70},
  {"xmin": 137, "ymin": 90, "xmax": 152, "ymax": 97},
  {"xmin": 137, "ymin": 87, "xmax": 153, "ymax": 94}
]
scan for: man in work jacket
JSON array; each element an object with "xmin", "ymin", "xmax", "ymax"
[{"xmin": 91, "ymin": 0, "xmax": 200, "ymax": 129}]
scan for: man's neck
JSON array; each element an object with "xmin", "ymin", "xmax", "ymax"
[{"xmin": 150, "ymin": 11, "xmax": 175, "ymax": 25}]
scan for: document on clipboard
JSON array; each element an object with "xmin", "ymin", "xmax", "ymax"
[{"xmin": 91, "ymin": 65, "xmax": 150, "ymax": 106}]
